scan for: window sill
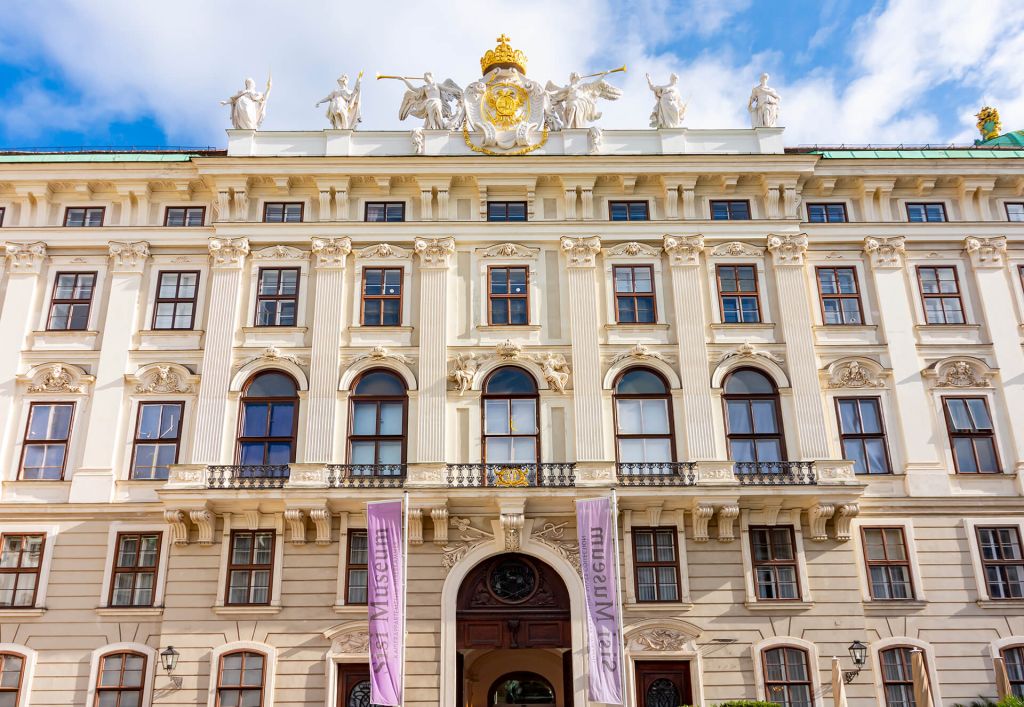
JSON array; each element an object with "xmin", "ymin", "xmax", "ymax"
[
  {"xmin": 977, "ymin": 599, "xmax": 1024, "ymax": 610},
  {"xmin": 604, "ymin": 323, "xmax": 669, "ymax": 331},
  {"xmin": 913, "ymin": 324, "xmax": 981, "ymax": 332},
  {"xmin": 96, "ymin": 606, "xmax": 164, "ymax": 617},
  {"xmin": 212, "ymin": 604, "xmax": 282, "ymax": 616},
  {"xmin": 743, "ymin": 600, "xmax": 813, "ymax": 611},
  {"xmin": 139, "ymin": 328, "xmax": 203, "ymax": 337},
  {"xmin": 710, "ymin": 322, "xmax": 775, "ymax": 331},
  {"xmin": 241, "ymin": 326, "xmax": 308, "ymax": 334},
  {"xmin": 862, "ymin": 599, "xmax": 927, "ymax": 615},
  {"xmin": 0, "ymin": 608, "xmax": 46, "ymax": 618},
  {"xmin": 477, "ymin": 324, "xmax": 541, "ymax": 332},
  {"xmin": 348, "ymin": 325, "xmax": 414, "ymax": 333},
  {"xmin": 811, "ymin": 324, "xmax": 877, "ymax": 333},
  {"xmin": 333, "ymin": 604, "xmax": 369, "ymax": 615},
  {"xmin": 623, "ymin": 601, "xmax": 693, "ymax": 614}
]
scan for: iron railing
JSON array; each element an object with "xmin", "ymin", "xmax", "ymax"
[
  {"xmin": 207, "ymin": 465, "xmax": 290, "ymax": 489},
  {"xmin": 446, "ymin": 463, "xmax": 576, "ymax": 488},
  {"xmin": 326, "ymin": 464, "xmax": 407, "ymax": 488},
  {"xmin": 735, "ymin": 461, "xmax": 816, "ymax": 485},
  {"xmin": 616, "ymin": 462, "xmax": 697, "ymax": 486}
]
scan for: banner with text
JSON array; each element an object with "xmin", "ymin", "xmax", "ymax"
[
  {"xmin": 576, "ymin": 497, "xmax": 624, "ymax": 705},
  {"xmin": 367, "ymin": 500, "xmax": 404, "ymax": 706}
]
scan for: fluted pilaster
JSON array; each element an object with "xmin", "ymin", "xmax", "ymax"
[{"xmin": 415, "ymin": 237, "xmax": 455, "ymax": 462}]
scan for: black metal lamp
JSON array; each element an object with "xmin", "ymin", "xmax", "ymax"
[
  {"xmin": 843, "ymin": 640, "xmax": 868, "ymax": 683},
  {"xmin": 160, "ymin": 646, "xmax": 181, "ymax": 688}
]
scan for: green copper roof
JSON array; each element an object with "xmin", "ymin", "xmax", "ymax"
[
  {"xmin": 0, "ymin": 153, "xmax": 203, "ymax": 163},
  {"xmin": 977, "ymin": 130, "xmax": 1024, "ymax": 148},
  {"xmin": 809, "ymin": 148, "xmax": 1024, "ymax": 159}
]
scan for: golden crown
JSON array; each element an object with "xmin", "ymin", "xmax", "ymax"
[{"xmin": 481, "ymin": 34, "xmax": 528, "ymax": 75}]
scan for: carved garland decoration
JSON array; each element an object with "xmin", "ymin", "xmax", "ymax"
[{"xmin": 447, "ymin": 344, "xmax": 571, "ymax": 394}]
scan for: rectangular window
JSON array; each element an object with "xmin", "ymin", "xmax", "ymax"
[
  {"xmin": 255, "ymin": 268, "xmax": 299, "ymax": 327},
  {"xmin": 807, "ymin": 203, "xmax": 848, "ymax": 223},
  {"xmin": 750, "ymin": 526, "xmax": 799, "ymax": 600},
  {"xmin": 816, "ymin": 267, "xmax": 863, "ymax": 325},
  {"xmin": 262, "ymin": 202, "xmax": 303, "ymax": 223},
  {"xmin": 0, "ymin": 207, "xmax": 6, "ymax": 226},
  {"xmin": 364, "ymin": 202, "xmax": 405, "ymax": 222},
  {"xmin": 716, "ymin": 264, "xmax": 760, "ymax": 323},
  {"xmin": 943, "ymin": 397, "xmax": 1000, "ymax": 473},
  {"xmin": 131, "ymin": 402, "xmax": 184, "ymax": 480},
  {"xmin": 486, "ymin": 201, "xmax": 527, "ymax": 222},
  {"xmin": 20, "ymin": 403, "xmax": 74, "ymax": 480},
  {"xmin": 837, "ymin": 397, "xmax": 891, "ymax": 474},
  {"xmin": 226, "ymin": 530, "xmax": 274, "ymax": 605},
  {"xmin": 0, "ymin": 534, "xmax": 44, "ymax": 607},
  {"xmin": 609, "ymin": 201, "xmax": 650, "ymax": 221},
  {"xmin": 346, "ymin": 531, "xmax": 368, "ymax": 605},
  {"xmin": 109, "ymin": 532, "xmax": 161, "ymax": 607},
  {"xmin": 1001, "ymin": 646, "xmax": 1024, "ymax": 696},
  {"xmin": 47, "ymin": 272, "xmax": 96, "ymax": 330},
  {"xmin": 63, "ymin": 206, "xmax": 105, "ymax": 227},
  {"xmin": 977, "ymin": 526, "xmax": 1024, "ymax": 599},
  {"xmin": 488, "ymin": 266, "xmax": 529, "ymax": 325},
  {"xmin": 862, "ymin": 527, "xmax": 913, "ymax": 599},
  {"xmin": 152, "ymin": 271, "xmax": 199, "ymax": 330},
  {"xmin": 613, "ymin": 265, "xmax": 656, "ymax": 323},
  {"xmin": 632, "ymin": 528, "xmax": 680, "ymax": 602},
  {"xmin": 917, "ymin": 266, "xmax": 964, "ymax": 324},
  {"xmin": 906, "ymin": 202, "xmax": 947, "ymax": 222},
  {"xmin": 164, "ymin": 206, "xmax": 205, "ymax": 227},
  {"xmin": 361, "ymin": 267, "xmax": 403, "ymax": 326},
  {"xmin": 1007, "ymin": 203, "xmax": 1024, "ymax": 222},
  {"xmin": 710, "ymin": 200, "xmax": 751, "ymax": 220}
]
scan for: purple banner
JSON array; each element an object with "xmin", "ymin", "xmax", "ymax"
[
  {"xmin": 367, "ymin": 500, "xmax": 404, "ymax": 706},
  {"xmin": 576, "ymin": 497, "xmax": 624, "ymax": 704}
]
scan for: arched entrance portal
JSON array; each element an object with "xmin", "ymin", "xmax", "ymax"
[{"xmin": 457, "ymin": 553, "xmax": 572, "ymax": 707}]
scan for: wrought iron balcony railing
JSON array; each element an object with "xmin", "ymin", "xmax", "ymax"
[
  {"xmin": 446, "ymin": 463, "xmax": 576, "ymax": 488},
  {"xmin": 616, "ymin": 462, "xmax": 697, "ymax": 486},
  {"xmin": 207, "ymin": 465, "xmax": 290, "ymax": 489},
  {"xmin": 735, "ymin": 461, "xmax": 816, "ymax": 485},
  {"xmin": 326, "ymin": 464, "xmax": 407, "ymax": 488}
]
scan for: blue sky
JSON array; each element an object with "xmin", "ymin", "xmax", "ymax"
[{"xmin": 0, "ymin": 0, "xmax": 1020, "ymax": 148}]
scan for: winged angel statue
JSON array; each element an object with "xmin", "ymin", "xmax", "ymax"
[
  {"xmin": 545, "ymin": 71, "xmax": 623, "ymax": 129},
  {"xmin": 390, "ymin": 73, "xmax": 465, "ymax": 130}
]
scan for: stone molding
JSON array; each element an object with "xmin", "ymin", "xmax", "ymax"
[
  {"xmin": 863, "ymin": 236, "xmax": 905, "ymax": 269},
  {"xmin": 662, "ymin": 234, "xmax": 704, "ymax": 266}
]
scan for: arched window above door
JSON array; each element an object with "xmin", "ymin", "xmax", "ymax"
[
  {"xmin": 482, "ymin": 367, "xmax": 539, "ymax": 464},
  {"xmin": 613, "ymin": 368, "xmax": 674, "ymax": 472},
  {"xmin": 237, "ymin": 371, "xmax": 298, "ymax": 466},
  {"xmin": 348, "ymin": 369, "xmax": 407, "ymax": 474},
  {"xmin": 723, "ymin": 368, "xmax": 784, "ymax": 464}
]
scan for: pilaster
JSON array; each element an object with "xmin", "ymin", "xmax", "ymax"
[{"xmin": 414, "ymin": 237, "xmax": 455, "ymax": 462}]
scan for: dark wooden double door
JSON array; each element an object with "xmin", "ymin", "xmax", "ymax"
[
  {"xmin": 635, "ymin": 661, "xmax": 693, "ymax": 707},
  {"xmin": 337, "ymin": 664, "xmax": 379, "ymax": 707}
]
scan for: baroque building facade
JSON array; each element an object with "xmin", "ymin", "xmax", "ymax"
[{"xmin": 0, "ymin": 121, "xmax": 1024, "ymax": 707}]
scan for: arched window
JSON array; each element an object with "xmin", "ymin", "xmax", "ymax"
[
  {"xmin": 482, "ymin": 367, "xmax": 539, "ymax": 464},
  {"xmin": 348, "ymin": 370, "xmax": 407, "ymax": 473},
  {"xmin": 0, "ymin": 652, "xmax": 25, "ymax": 707},
  {"xmin": 879, "ymin": 646, "xmax": 916, "ymax": 706},
  {"xmin": 217, "ymin": 651, "xmax": 265, "ymax": 707},
  {"xmin": 614, "ymin": 368, "xmax": 673, "ymax": 471},
  {"xmin": 1003, "ymin": 645, "xmax": 1024, "ymax": 697},
  {"xmin": 762, "ymin": 646, "xmax": 811, "ymax": 706},
  {"xmin": 488, "ymin": 671, "xmax": 555, "ymax": 706},
  {"xmin": 237, "ymin": 371, "xmax": 298, "ymax": 465},
  {"xmin": 95, "ymin": 651, "xmax": 145, "ymax": 707},
  {"xmin": 723, "ymin": 368, "xmax": 784, "ymax": 463}
]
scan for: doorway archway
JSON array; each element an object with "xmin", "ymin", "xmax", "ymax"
[{"xmin": 488, "ymin": 671, "xmax": 556, "ymax": 707}]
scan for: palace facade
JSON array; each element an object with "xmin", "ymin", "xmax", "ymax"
[{"xmin": 1, "ymin": 121, "xmax": 1024, "ymax": 707}]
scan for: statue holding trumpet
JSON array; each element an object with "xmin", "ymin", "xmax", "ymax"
[
  {"xmin": 316, "ymin": 71, "xmax": 363, "ymax": 130},
  {"xmin": 378, "ymin": 71, "xmax": 464, "ymax": 131},
  {"xmin": 545, "ymin": 66, "xmax": 625, "ymax": 130}
]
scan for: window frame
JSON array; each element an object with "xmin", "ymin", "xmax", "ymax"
[
  {"xmin": 486, "ymin": 201, "xmax": 528, "ymax": 222},
  {"xmin": 62, "ymin": 206, "xmax": 105, "ymax": 227},
  {"xmin": 261, "ymin": 201, "xmax": 304, "ymax": 223},
  {"xmin": 941, "ymin": 396, "xmax": 1001, "ymax": 474},
  {"xmin": 480, "ymin": 366, "xmax": 541, "ymax": 465},
  {"xmin": 748, "ymin": 525, "xmax": 801, "ymax": 602},
  {"xmin": 19, "ymin": 402, "xmax": 75, "ymax": 481},
  {"xmin": 806, "ymin": 202, "xmax": 849, "ymax": 223},
  {"xmin": 0, "ymin": 534, "xmax": 45, "ymax": 609},
  {"xmin": 215, "ymin": 649, "xmax": 267, "ymax": 707},
  {"xmin": 235, "ymin": 372, "xmax": 299, "ymax": 466},
  {"xmin": 608, "ymin": 200, "xmax": 651, "ymax": 221},
  {"xmin": 46, "ymin": 271, "xmax": 97, "ymax": 331},
  {"xmin": 878, "ymin": 646, "xmax": 916, "ymax": 707},
  {"xmin": 163, "ymin": 206, "xmax": 206, "ymax": 227},
  {"xmin": 612, "ymin": 368, "xmax": 675, "ymax": 467},
  {"xmin": 976, "ymin": 525, "xmax": 1024, "ymax": 600},
  {"xmin": 722, "ymin": 369, "xmax": 786, "ymax": 463},
  {"xmin": 835, "ymin": 396, "xmax": 892, "ymax": 475},
  {"xmin": 225, "ymin": 530, "xmax": 276, "ymax": 607},
  {"xmin": 360, "ymin": 266, "xmax": 404, "ymax": 327},
  {"xmin": 106, "ymin": 532, "xmax": 162, "ymax": 608},
  {"xmin": 254, "ymin": 267, "xmax": 300, "ymax": 328},
  {"xmin": 905, "ymin": 201, "xmax": 948, "ymax": 223},
  {"xmin": 815, "ymin": 266, "xmax": 864, "ymax": 326},
  {"xmin": 344, "ymin": 530, "xmax": 368, "ymax": 606},
  {"xmin": 151, "ymin": 271, "xmax": 200, "ymax": 330},
  {"xmin": 0, "ymin": 207, "xmax": 6, "ymax": 227},
  {"xmin": 631, "ymin": 527, "xmax": 681, "ymax": 603},
  {"xmin": 0, "ymin": 651, "xmax": 25, "ymax": 707},
  {"xmin": 94, "ymin": 650, "xmax": 147, "ymax": 707},
  {"xmin": 1006, "ymin": 202, "xmax": 1024, "ymax": 222},
  {"xmin": 760, "ymin": 645, "xmax": 813, "ymax": 705},
  {"xmin": 1001, "ymin": 644, "xmax": 1024, "ymax": 697},
  {"xmin": 364, "ymin": 201, "xmax": 406, "ymax": 222},
  {"xmin": 916, "ymin": 265, "xmax": 966, "ymax": 325},
  {"xmin": 860, "ymin": 526, "xmax": 914, "ymax": 600},
  {"xmin": 709, "ymin": 199, "xmax": 751, "ymax": 221},
  {"xmin": 715, "ymin": 264, "xmax": 762, "ymax": 324},
  {"xmin": 129, "ymin": 401, "xmax": 185, "ymax": 481},
  {"xmin": 346, "ymin": 369, "xmax": 408, "ymax": 467},
  {"xmin": 487, "ymin": 265, "xmax": 530, "ymax": 326},
  {"xmin": 612, "ymin": 264, "xmax": 657, "ymax": 324}
]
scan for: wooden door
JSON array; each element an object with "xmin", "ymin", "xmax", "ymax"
[
  {"xmin": 336, "ymin": 664, "xmax": 377, "ymax": 707},
  {"xmin": 634, "ymin": 661, "xmax": 692, "ymax": 707},
  {"xmin": 561, "ymin": 649, "xmax": 574, "ymax": 707}
]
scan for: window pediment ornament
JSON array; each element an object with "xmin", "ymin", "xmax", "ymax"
[
  {"xmin": 864, "ymin": 236, "xmax": 906, "ymax": 269},
  {"xmin": 133, "ymin": 363, "xmax": 195, "ymax": 394},
  {"xmin": 25, "ymin": 363, "xmax": 91, "ymax": 394},
  {"xmin": 252, "ymin": 245, "xmax": 309, "ymax": 260},
  {"xmin": 710, "ymin": 241, "xmax": 764, "ymax": 258},
  {"xmin": 560, "ymin": 236, "xmax": 602, "ymax": 267},
  {"xmin": 476, "ymin": 242, "xmax": 540, "ymax": 259},
  {"xmin": 4, "ymin": 241, "xmax": 47, "ymax": 273},
  {"xmin": 342, "ymin": 344, "xmax": 413, "ymax": 365},
  {"xmin": 716, "ymin": 342, "xmax": 783, "ymax": 365},
  {"xmin": 662, "ymin": 234, "xmax": 704, "ymax": 266},
  {"xmin": 824, "ymin": 358, "xmax": 886, "ymax": 389},
  {"xmin": 932, "ymin": 358, "xmax": 993, "ymax": 388},
  {"xmin": 447, "ymin": 346, "xmax": 571, "ymax": 394},
  {"xmin": 608, "ymin": 343, "xmax": 674, "ymax": 366},
  {"xmin": 208, "ymin": 236, "xmax": 250, "ymax": 268},
  {"xmin": 356, "ymin": 243, "xmax": 412, "ymax": 260},
  {"xmin": 766, "ymin": 233, "xmax": 808, "ymax": 266},
  {"xmin": 331, "ymin": 631, "xmax": 370, "ymax": 655},
  {"xmin": 241, "ymin": 345, "xmax": 305, "ymax": 368},
  {"xmin": 311, "ymin": 236, "xmax": 352, "ymax": 268},
  {"xmin": 626, "ymin": 627, "xmax": 690, "ymax": 652},
  {"xmin": 964, "ymin": 235, "xmax": 1007, "ymax": 268},
  {"xmin": 603, "ymin": 241, "xmax": 662, "ymax": 258}
]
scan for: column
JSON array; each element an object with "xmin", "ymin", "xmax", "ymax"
[
  {"xmin": 559, "ymin": 237, "xmax": 605, "ymax": 461},
  {"xmin": 766, "ymin": 233, "xmax": 829, "ymax": 460},
  {"xmin": 72, "ymin": 241, "xmax": 150, "ymax": 502},
  {"xmin": 663, "ymin": 235, "xmax": 720, "ymax": 459},
  {"xmin": 304, "ymin": 237, "xmax": 351, "ymax": 462},
  {"xmin": 193, "ymin": 237, "xmax": 249, "ymax": 464},
  {"xmin": 414, "ymin": 237, "xmax": 455, "ymax": 463}
]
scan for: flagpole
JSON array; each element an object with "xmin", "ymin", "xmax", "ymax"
[
  {"xmin": 610, "ymin": 488, "xmax": 628, "ymax": 706},
  {"xmin": 402, "ymin": 491, "xmax": 409, "ymax": 707}
]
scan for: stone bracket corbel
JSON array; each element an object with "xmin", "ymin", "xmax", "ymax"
[
  {"xmin": 834, "ymin": 503, "xmax": 860, "ymax": 541},
  {"xmin": 189, "ymin": 509, "xmax": 215, "ymax": 545},
  {"xmin": 284, "ymin": 509, "xmax": 307, "ymax": 544},
  {"xmin": 165, "ymin": 509, "xmax": 189, "ymax": 545},
  {"xmin": 717, "ymin": 505, "xmax": 739, "ymax": 542},
  {"xmin": 691, "ymin": 503, "xmax": 715, "ymax": 542},
  {"xmin": 310, "ymin": 508, "xmax": 332, "ymax": 545},
  {"xmin": 431, "ymin": 507, "xmax": 449, "ymax": 545},
  {"xmin": 409, "ymin": 509, "xmax": 424, "ymax": 545},
  {"xmin": 808, "ymin": 503, "xmax": 836, "ymax": 542}
]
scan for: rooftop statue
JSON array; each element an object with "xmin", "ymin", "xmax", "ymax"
[
  {"xmin": 316, "ymin": 72, "xmax": 363, "ymax": 130},
  {"xmin": 545, "ymin": 67, "xmax": 625, "ymax": 129},
  {"xmin": 379, "ymin": 72, "xmax": 464, "ymax": 131},
  {"xmin": 646, "ymin": 72, "xmax": 686, "ymax": 129},
  {"xmin": 748, "ymin": 72, "xmax": 781, "ymax": 128},
  {"xmin": 222, "ymin": 75, "xmax": 272, "ymax": 130}
]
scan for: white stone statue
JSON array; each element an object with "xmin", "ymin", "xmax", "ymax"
[
  {"xmin": 222, "ymin": 75, "xmax": 272, "ymax": 130},
  {"xmin": 448, "ymin": 353, "xmax": 478, "ymax": 394},
  {"xmin": 540, "ymin": 353, "xmax": 570, "ymax": 394},
  {"xmin": 388, "ymin": 73, "xmax": 463, "ymax": 130},
  {"xmin": 545, "ymin": 71, "xmax": 623, "ymax": 129},
  {"xmin": 747, "ymin": 72, "xmax": 781, "ymax": 128},
  {"xmin": 646, "ymin": 73, "xmax": 686, "ymax": 128},
  {"xmin": 315, "ymin": 72, "xmax": 362, "ymax": 129}
]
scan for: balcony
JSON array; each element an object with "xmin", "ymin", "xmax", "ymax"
[
  {"xmin": 734, "ymin": 461, "xmax": 816, "ymax": 485},
  {"xmin": 616, "ymin": 462, "xmax": 697, "ymax": 486},
  {"xmin": 202, "ymin": 464, "xmax": 406, "ymax": 489},
  {"xmin": 326, "ymin": 464, "xmax": 406, "ymax": 488},
  {"xmin": 207, "ymin": 465, "xmax": 290, "ymax": 489},
  {"xmin": 445, "ymin": 463, "xmax": 576, "ymax": 488}
]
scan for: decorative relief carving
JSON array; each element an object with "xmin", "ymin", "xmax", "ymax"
[
  {"xmin": 332, "ymin": 631, "xmax": 370, "ymax": 654},
  {"xmin": 501, "ymin": 513, "xmax": 524, "ymax": 552},
  {"xmin": 710, "ymin": 241, "xmax": 763, "ymax": 258},
  {"xmin": 208, "ymin": 237, "xmax": 250, "ymax": 268},
  {"xmin": 27, "ymin": 364, "xmax": 85, "ymax": 394},
  {"xmin": 413, "ymin": 236, "xmax": 456, "ymax": 268},
  {"xmin": 4, "ymin": 241, "xmax": 47, "ymax": 273},
  {"xmin": 662, "ymin": 234, "xmax": 704, "ymax": 266},
  {"xmin": 135, "ymin": 364, "xmax": 194, "ymax": 394},
  {"xmin": 108, "ymin": 240, "xmax": 150, "ymax": 271},
  {"xmin": 496, "ymin": 339, "xmax": 523, "ymax": 359},
  {"xmin": 964, "ymin": 236, "xmax": 1007, "ymax": 268},
  {"xmin": 608, "ymin": 343, "xmax": 674, "ymax": 366},
  {"xmin": 603, "ymin": 241, "xmax": 661, "ymax": 258},
  {"xmin": 477, "ymin": 242, "xmax": 540, "ymax": 258},
  {"xmin": 864, "ymin": 236, "xmax": 906, "ymax": 269},
  {"xmin": 345, "ymin": 345, "xmax": 412, "ymax": 366},
  {"xmin": 357, "ymin": 243, "xmax": 411, "ymax": 259},
  {"xmin": 560, "ymin": 236, "xmax": 602, "ymax": 267},
  {"xmin": 531, "ymin": 522, "xmax": 581, "ymax": 575},
  {"xmin": 539, "ymin": 353, "xmax": 570, "ymax": 393},
  {"xmin": 717, "ymin": 342, "xmax": 783, "ymax": 365},
  {"xmin": 253, "ymin": 245, "xmax": 309, "ymax": 260},
  {"xmin": 241, "ymin": 346, "xmax": 304, "ymax": 368},
  {"xmin": 448, "ymin": 347, "xmax": 571, "ymax": 394},
  {"xmin": 448, "ymin": 353, "xmax": 479, "ymax": 395},
  {"xmin": 816, "ymin": 465, "xmax": 857, "ymax": 482},
  {"xmin": 627, "ymin": 627, "xmax": 689, "ymax": 652},
  {"xmin": 169, "ymin": 466, "xmax": 203, "ymax": 484},
  {"xmin": 311, "ymin": 236, "xmax": 353, "ymax": 268},
  {"xmin": 934, "ymin": 359, "xmax": 992, "ymax": 388},
  {"xmin": 825, "ymin": 359, "xmax": 885, "ymax": 389},
  {"xmin": 442, "ymin": 517, "xmax": 495, "ymax": 571},
  {"xmin": 766, "ymin": 233, "xmax": 808, "ymax": 266}
]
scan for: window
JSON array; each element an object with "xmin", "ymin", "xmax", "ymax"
[
  {"xmin": 164, "ymin": 206, "xmax": 205, "ymax": 227},
  {"xmin": 488, "ymin": 266, "xmax": 529, "ymax": 325},
  {"xmin": 943, "ymin": 397, "xmax": 1000, "ymax": 473},
  {"xmin": 879, "ymin": 647, "xmax": 917, "ymax": 707},
  {"xmin": 633, "ymin": 528, "xmax": 679, "ymax": 602},
  {"xmin": 762, "ymin": 646, "xmax": 812, "ymax": 706},
  {"xmin": 716, "ymin": 265, "xmax": 760, "ymax": 323},
  {"xmin": 487, "ymin": 201, "xmax": 527, "ymax": 222},
  {"xmin": 977, "ymin": 526, "xmax": 1024, "ymax": 599},
  {"xmin": 609, "ymin": 201, "xmax": 650, "ymax": 221},
  {"xmin": 152, "ymin": 271, "xmax": 199, "ymax": 330},
  {"xmin": 361, "ymin": 268, "xmax": 402, "ymax": 326},
  {"xmin": 613, "ymin": 265, "xmax": 656, "ymax": 323},
  {"xmin": 482, "ymin": 367, "xmax": 539, "ymax": 464},
  {"xmin": 95, "ymin": 652, "xmax": 145, "ymax": 707},
  {"xmin": 489, "ymin": 673, "xmax": 556, "ymax": 706},
  {"xmin": 345, "ymin": 531, "xmax": 368, "ymax": 604},
  {"xmin": 63, "ymin": 207, "xmax": 104, "ymax": 227},
  {"xmin": 724, "ymin": 369, "xmax": 783, "ymax": 463},
  {"xmin": 1002, "ymin": 645, "xmax": 1024, "ymax": 697},
  {"xmin": 47, "ymin": 272, "xmax": 96, "ymax": 330},
  {"xmin": 237, "ymin": 372, "xmax": 298, "ymax": 465},
  {"xmin": 109, "ymin": 533, "xmax": 161, "ymax": 607},
  {"xmin": 130, "ymin": 402, "xmax": 183, "ymax": 480},
  {"xmin": 0, "ymin": 208, "xmax": 6, "ymax": 227},
  {"xmin": 862, "ymin": 527, "xmax": 912, "ymax": 599},
  {"xmin": 917, "ymin": 266, "xmax": 964, "ymax": 324},
  {"xmin": 906, "ymin": 202, "xmax": 947, "ymax": 222},
  {"xmin": 217, "ymin": 651, "xmax": 265, "ymax": 707},
  {"xmin": 348, "ymin": 370, "xmax": 406, "ymax": 470},
  {"xmin": 836, "ymin": 398, "xmax": 891, "ymax": 474},
  {"xmin": 0, "ymin": 653, "xmax": 24, "ymax": 707},
  {"xmin": 710, "ymin": 200, "xmax": 750, "ymax": 220},
  {"xmin": 20, "ymin": 403, "xmax": 74, "ymax": 480},
  {"xmin": 226, "ymin": 531, "xmax": 274, "ymax": 605},
  {"xmin": 255, "ymin": 268, "xmax": 299, "ymax": 327},
  {"xmin": 816, "ymin": 267, "xmax": 863, "ymax": 325},
  {"xmin": 614, "ymin": 369, "xmax": 672, "ymax": 469},
  {"xmin": 262, "ymin": 202, "xmax": 303, "ymax": 223},
  {"xmin": 1007, "ymin": 203, "xmax": 1024, "ymax": 222},
  {"xmin": 364, "ymin": 202, "xmax": 405, "ymax": 222},
  {"xmin": 0, "ymin": 534, "xmax": 44, "ymax": 607},
  {"xmin": 750, "ymin": 527, "xmax": 799, "ymax": 600},
  {"xmin": 807, "ymin": 203, "xmax": 848, "ymax": 223}
]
